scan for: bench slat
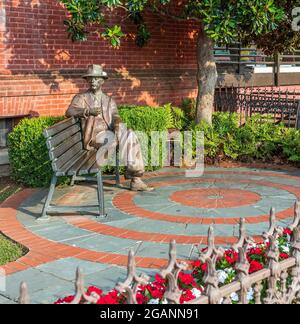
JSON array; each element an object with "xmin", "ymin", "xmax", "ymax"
[
  {"xmin": 78, "ymin": 151, "xmax": 97, "ymax": 175},
  {"xmin": 67, "ymin": 151, "xmax": 94, "ymax": 176},
  {"xmin": 46, "ymin": 124, "xmax": 81, "ymax": 150},
  {"xmin": 54, "ymin": 150, "xmax": 86, "ymax": 175},
  {"xmin": 52, "ymin": 142, "xmax": 84, "ymax": 171},
  {"xmin": 44, "ymin": 117, "xmax": 78, "ymax": 138},
  {"xmin": 49, "ymin": 132, "xmax": 82, "ymax": 161}
]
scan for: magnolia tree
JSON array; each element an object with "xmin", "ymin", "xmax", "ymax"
[{"xmin": 59, "ymin": 0, "xmax": 300, "ymax": 124}]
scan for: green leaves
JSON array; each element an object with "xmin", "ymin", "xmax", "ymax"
[
  {"xmin": 101, "ymin": 25, "xmax": 125, "ymax": 47},
  {"xmin": 185, "ymin": 0, "xmax": 285, "ymax": 44},
  {"xmin": 59, "ymin": 0, "xmax": 299, "ymax": 54}
]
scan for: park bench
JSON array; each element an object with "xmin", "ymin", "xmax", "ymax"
[{"xmin": 40, "ymin": 117, "xmax": 120, "ymax": 220}]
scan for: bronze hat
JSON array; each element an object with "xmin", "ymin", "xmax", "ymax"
[{"xmin": 82, "ymin": 64, "xmax": 108, "ymax": 79}]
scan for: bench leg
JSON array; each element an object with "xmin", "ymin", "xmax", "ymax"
[
  {"xmin": 70, "ymin": 175, "xmax": 76, "ymax": 186},
  {"xmin": 39, "ymin": 175, "xmax": 57, "ymax": 221},
  {"xmin": 96, "ymin": 170, "xmax": 106, "ymax": 218}
]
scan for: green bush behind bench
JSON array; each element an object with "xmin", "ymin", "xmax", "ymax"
[
  {"xmin": 7, "ymin": 104, "xmax": 300, "ymax": 188},
  {"xmin": 8, "ymin": 105, "xmax": 183, "ymax": 187}
]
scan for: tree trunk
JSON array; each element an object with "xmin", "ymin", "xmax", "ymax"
[{"xmin": 195, "ymin": 25, "xmax": 218, "ymax": 125}]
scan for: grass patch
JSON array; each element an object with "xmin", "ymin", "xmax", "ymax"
[
  {"xmin": 0, "ymin": 177, "xmax": 22, "ymax": 204},
  {"xmin": 0, "ymin": 233, "xmax": 27, "ymax": 266},
  {"xmin": 0, "ymin": 177, "xmax": 26, "ymax": 265}
]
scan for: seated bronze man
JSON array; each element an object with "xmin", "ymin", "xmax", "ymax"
[{"xmin": 66, "ymin": 64, "xmax": 153, "ymax": 192}]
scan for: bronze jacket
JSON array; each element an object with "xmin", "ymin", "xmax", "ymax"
[{"xmin": 66, "ymin": 91, "xmax": 120, "ymax": 150}]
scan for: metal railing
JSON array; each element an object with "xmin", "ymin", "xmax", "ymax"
[
  {"xmin": 215, "ymin": 86, "xmax": 300, "ymax": 128},
  {"xmin": 18, "ymin": 203, "xmax": 300, "ymax": 304},
  {"xmin": 214, "ymin": 45, "xmax": 300, "ymax": 85}
]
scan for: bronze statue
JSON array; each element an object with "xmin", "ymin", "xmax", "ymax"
[{"xmin": 66, "ymin": 64, "xmax": 153, "ymax": 192}]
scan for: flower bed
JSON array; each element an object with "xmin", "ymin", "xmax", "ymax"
[{"xmin": 54, "ymin": 228, "xmax": 293, "ymax": 305}]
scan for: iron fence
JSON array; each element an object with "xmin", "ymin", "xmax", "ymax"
[
  {"xmin": 18, "ymin": 203, "xmax": 300, "ymax": 304},
  {"xmin": 215, "ymin": 86, "xmax": 300, "ymax": 128}
]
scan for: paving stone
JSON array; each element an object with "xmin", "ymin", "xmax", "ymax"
[
  {"xmin": 0, "ymin": 295, "xmax": 16, "ymax": 304},
  {"xmin": 4, "ymin": 269, "xmax": 72, "ymax": 301},
  {"xmin": 36, "ymin": 258, "xmax": 109, "ymax": 281}
]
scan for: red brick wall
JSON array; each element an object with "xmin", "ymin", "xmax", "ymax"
[{"xmin": 0, "ymin": 0, "xmax": 199, "ymax": 118}]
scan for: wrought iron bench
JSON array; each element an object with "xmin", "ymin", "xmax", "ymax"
[{"xmin": 40, "ymin": 117, "xmax": 120, "ymax": 220}]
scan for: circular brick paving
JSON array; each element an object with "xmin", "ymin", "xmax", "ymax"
[
  {"xmin": 170, "ymin": 188, "xmax": 261, "ymax": 209},
  {"xmin": 2, "ymin": 168, "xmax": 300, "ymax": 275}
]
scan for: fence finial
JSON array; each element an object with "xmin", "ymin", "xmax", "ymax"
[
  {"xmin": 19, "ymin": 282, "xmax": 30, "ymax": 304},
  {"xmin": 236, "ymin": 247, "xmax": 251, "ymax": 304},
  {"xmin": 263, "ymin": 207, "xmax": 277, "ymax": 239},
  {"xmin": 160, "ymin": 240, "xmax": 188, "ymax": 304},
  {"xmin": 199, "ymin": 227, "xmax": 224, "ymax": 304},
  {"xmin": 233, "ymin": 218, "xmax": 254, "ymax": 250},
  {"xmin": 115, "ymin": 249, "xmax": 150, "ymax": 304},
  {"xmin": 289, "ymin": 201, "xmax": 300, "ymax": 231}
]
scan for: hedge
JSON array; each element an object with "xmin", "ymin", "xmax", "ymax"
[
  {"xmin": 8, "ymin": 106, "xmax": 300, "ymax": 188},
  {"xmin": 8, "ymin": 117, "xmax": 64, "ymax": 187},
  {"xmin": 8, "ymin": 105, "xmax": 182, "ymax": 187}
]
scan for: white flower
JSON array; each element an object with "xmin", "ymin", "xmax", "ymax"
[
  {"xmin": 247, "ymin": 242, "xmax": 257, "ymax": 249},
  {"xmin": 247, "ymin": 288, "xmax": 254, "ymax": 301},
  {"xmin": 192, "ymin": 288, "xmax": 202, "ymax": 298},
  {"xmin": 282, "ymin": 245, "xmax": 290, "ymax": 253},
  {"xmin": 217, "ymin": 270, "xmax": 228, "ymax": 284},
  {"xmin": 148, "ymin": 299, "xmax": 160, "ymax": 304},
  {"xmin": 231, "ymin": 292, "xmax": 239, "ymax": 302},
  {"xmin": 162, "ymin": 299, "xmax": 168, "ymax": 304}
]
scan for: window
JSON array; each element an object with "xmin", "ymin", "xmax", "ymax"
[{"xmin": 0, "ymin": 118, "xmax": 13, "ymax": 148}]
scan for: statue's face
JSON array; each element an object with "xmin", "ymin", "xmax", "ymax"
[{"xmin": 86, "ymin": 77, "xmax": 105, "ymax": 93}]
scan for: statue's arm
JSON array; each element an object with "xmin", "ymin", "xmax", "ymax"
[{"xmin": 66, "ymin": 95, "xmax": 89, "ymax": 118}]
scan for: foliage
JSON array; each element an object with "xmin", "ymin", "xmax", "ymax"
[
  {"xmin": 0, "ymin": 233, "xmax": 27, "ymax": 266},
  {"xmin": 119, "ymin": 105, "xmax": 174, "ymax": 132},
  {"xmin": 58, "ymin": 0, "xmax": 289, "ymax": 50},
  {"xmin": 7, "ymin": 117, "xmax": 64, "ymax": 187},
  {"xmin": 189, "ymin": 112, "xmax": 300, "ymax": 164},
  {"xmin": 7, "ymin": 106, "xmax": 187, "ymax": 187}
]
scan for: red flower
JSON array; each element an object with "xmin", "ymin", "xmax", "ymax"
[
  {"xmin": 146, "ymin": 284, "xmax": 165, "ymax": 299},
  {"xmin": 154, "ymin": 274, "xmax": 166, "ymax": 286},
  {"xmin": 201, "ymin": 263, "xmax": 208, "ymax": 272},
  {"xmin": 54, "ymin": 295, "xmax": 75, "ymax": 304},
  {"xmin": 280, "ymin": 253, "xmax": 289, "ymax": 259},
  {"xmin": 283, "ymin": 228, "xmax": 292, "ymax": 236},
  {"xmin": 136, "ymin": 292, "xmax": 149, "ymax": 305},
  {"xmin": 178, "ymin": 272, "xmax": 196, "ymax": 287},
  {"xmin": 97, "ymin": 290, "xmax": 119, "ymax": 304},
  {"xmin": 224, "ymin": 250, "xmax": 238, "ymax": 265},
  {"xmin": 192, "ymin": 260, "xmax": 201, "ymax": 268},
  {"xmin": 87, "ymin": 286, "xmax": 102, "ymax": 297},
  {"xmin": 249, "ymin": 260, "xmax": 264, "ymax": 274},
  {"xmin": 248, "ymin": 248, "xmax": 264, "ymax": 256},
  {"xmin": 180, "ymin": 289, "xmax": 196, "ymax": 304}
]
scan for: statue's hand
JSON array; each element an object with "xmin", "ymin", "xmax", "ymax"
[{"xmin": 90, "ymin": 107, "xmax": 102, "ymax": 116}]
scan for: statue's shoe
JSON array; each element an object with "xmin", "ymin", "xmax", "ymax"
[{"xmin": 130, "ymin": 178, "xmax": 154, "ymax": 192}]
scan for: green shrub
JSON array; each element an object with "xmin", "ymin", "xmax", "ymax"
[
  {"xmin": 189, "ymin": 112, "xmax": 299, "ymax": 165},
  {"xmin": 8, "ymin": 116, "xmax": 64, "ymax": 187},
  {"xmin": 119, "ymin": 105, "xmax": 173, "ymax": 133},
  {"xmin": 8, "ymin": 106, "xmax": 180, "ymax": 187},
  {"xmin": 181, "ymin": 98, "xmax": 196, "ymax": 123},
  {"xmin": 282, "ymin": 128, "xmax": 300, "ymax": 162}
]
